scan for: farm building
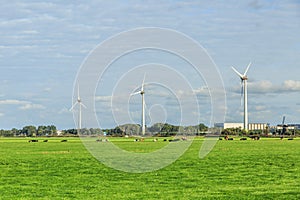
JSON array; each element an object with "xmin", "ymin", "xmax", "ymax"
[{"xmin": 215, "ymin": 123, "xmax": 268, "ymax": 131}]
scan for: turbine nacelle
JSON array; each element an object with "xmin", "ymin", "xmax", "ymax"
[
  {"xmin": 130, "ymin": 89, "xmax": 144, "ymax": 96},
  {"xmin": 241, "ymin": 76, "xmax": 248, "ymax": 81}
]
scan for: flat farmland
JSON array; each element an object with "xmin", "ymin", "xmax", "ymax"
[{"xmin": 0, "ymin": 137, "xmax": 299, "ymax": 199}]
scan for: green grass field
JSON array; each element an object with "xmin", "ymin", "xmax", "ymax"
[{"xmin": 0, "ymin": 137, "xmax": 299, "ymax": 199}]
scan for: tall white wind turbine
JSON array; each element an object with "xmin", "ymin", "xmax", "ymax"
[
  {"xmin": 231, "ymin": 62, "xmax": 252, "ymax": 131},
  {"xmin": 131, "ymin": 75, "xmax": 146, "ymax": 136},
  {"xmin": 70, "ymin": 85, "xmax": 86, "ymax": 134}
]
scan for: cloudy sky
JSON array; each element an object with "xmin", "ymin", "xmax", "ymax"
[{"xmin": 0, "ymin": 0, "xmax": 299, "ymax": 130}]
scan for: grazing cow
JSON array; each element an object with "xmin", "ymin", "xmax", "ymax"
[
  {"xmin": 249, "ymin": 136, "xmax": 260, "ymax": 140},
  {"xmin": 28, "ymin": 139, "xmax": 38, "ymax": 142},
  {"xmin": 61, "ymin": 139, "xmax": 67, "ymax": 142},
  {"xmin": 169, "ymin": 138, "xmax": 180, "ymax": 142}
]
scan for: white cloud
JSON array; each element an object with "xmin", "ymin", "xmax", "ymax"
[
  {"xmin": 19, "ymin": 104, "xmax": 45, "ymax": 110},
  {"xmin": 58, "ymin": 107, "xmax": 71, "ymax": 114},
  {"xmin": 43, "ymin": 87, "xmax": 51, "ymax": 92},
  {"xmin": 255, "ymin": 105, "xmax": 266, "ymax": 111},
  {"xmin": 232, "ymin": 80, "xmax": 300, "ymax": 94},
  {"xmin": 95, "ymin": 95, "xmax": 111, "ymax": 101},
  {"xmin": 0, "ymin": 99, "xmax": 45, "ymax": 110},
  {"xmin": 21, "ymin": 30, "xmax": 39, "ymax": 35},
  {"xmin": 0, "ymin": 99, "xmax": 29, "ymax": 105},
  {"xmin": 283, "ymin": 80, "xmax": 300, "ymax": 91},
  {"xmin": 193, "ymin": 86, "xmax": 209, "ymax": 95},
  {"xmin": 0, "ymin": 18, "xmax": 32, "ymax": 27}
]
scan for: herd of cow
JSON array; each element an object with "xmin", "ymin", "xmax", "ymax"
[
  {"xmin": 28, "ymin": 139, "xmax": 67, "ymax": 142},
  {"xmin": 220, "ymin": 135, "xmax": 261, "ymax": 140}
]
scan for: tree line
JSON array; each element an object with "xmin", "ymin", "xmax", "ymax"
[
  {"xmin": 2, "ymin": 123, "xmax": 300, "ymax": 137},
  {"xmin": 0, "ymin": 123, "xmax": 209, "ymax": 137},
  {"xmin": 0, "ymin": 125, "xmax": 57, "ymax": 137},
  {"xmin": 221, "ymin": 127, "xmax": 300, "ymax": 136},
  {"xmin": 103, "ymin": 123, "xmax": 208, "ymax": 137}
]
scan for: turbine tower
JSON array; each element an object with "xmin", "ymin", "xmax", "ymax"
[
  {"xmin": 231, "ymin": 62, "xmax": 252, "ymax": 131},
  {"xmin": 131, "ymin": 75, "xmax": 146, "ymax": 136},
  {"xmin": 70, "ymin": 85, "xmax": 86, "ymax": 135}
]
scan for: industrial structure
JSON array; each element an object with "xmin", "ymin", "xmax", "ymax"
[
  {"xmin": 215, "ymin": 122, "xmax": 268, "ymax": 131},
  {"xmin": 231, "ymin": 62, "xmax": 252, "ymax": 131},
  {"xmin": 70, "ymin": 85, "xmax": 86, "ymax": 134},
  {"xmin": 130, "ymin": 74, "xmax": 146, "ymax": 136}
]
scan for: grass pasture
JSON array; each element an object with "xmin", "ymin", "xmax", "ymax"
[{"xmin": 0, "ymin": 137, "xmax": 300, "ymax": 199}]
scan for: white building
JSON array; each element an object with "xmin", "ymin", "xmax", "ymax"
[
  {"xmin": 215, "ymin": 122, "xmax": 268, "ymax": 131},
  {"xmin": 214, "ymin": 123, "xmax": 243, "ymax": 129},
  {"xmin": 248, "ymin": 123, "xmax": 268, "ymax": 131},
  {"xmin": 276, "ymin": 125, "xmax": 295, "ymax": 131}
]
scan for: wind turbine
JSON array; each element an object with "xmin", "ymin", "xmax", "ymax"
[
  {"xmin": 281, "ymin": 116, "xmax": 286, "ymax": 138},
  {"xmin": 131, "ymin": 75, "xmax": 146, "ymax": 136},
  {"xmin": 70, "ymin": 85, "xmax": 86, "ymax": 135},
  {"xmin": 231, "ymin": 62, "xmax": 252, "ymax": 131}
]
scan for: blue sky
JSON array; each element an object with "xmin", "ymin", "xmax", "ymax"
[{"xmin": 0, "ymin": 0, "xmax": 299, "ymax": 130}]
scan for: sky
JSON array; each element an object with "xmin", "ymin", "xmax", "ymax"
[{"xmin": 0, "ymin": 0, "xmax": 300, "ymax": 130}]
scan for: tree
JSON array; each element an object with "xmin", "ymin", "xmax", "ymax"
[
  {"xmin": 37, "ymin": 125, "xmax": 57, "ymax": 136},
  {"xmin": 22, "ymin": 126, "xmax": 37, "ymax": 137},
  {"xmin": 37, "ymin": 125, "xmax": 46, "ymax": 136},
  {"xmin": 11, "ymin": 128, "xmax": 19, "ymax": 136},
  {"xmin": 198, "ymin": 123, "xmax": 208, "ymax": 132},
  {"xmin": 221, "ymin": 129, "xmax": 231, "ymax": 135},
  {"xmin": 148, "ymin": 123, "xmax": 164, "ymax": 133},
  {"xmin": 113, "ymin": 126, "xmax": 124, "ymax": 136},
  {"xmin": 89, "ymin": 128, "xmax": 102, "ymax": 135},
  {"xmin": 0, "ymin": 129, "xmax": 13, "ymax": 137},
  {"xmin": 62, "ymin": 129, "xmax": 77, "ymax": 136},
  {"xmin": 46, "ymin": 125, "xmax": 57, "ymax": 136}
]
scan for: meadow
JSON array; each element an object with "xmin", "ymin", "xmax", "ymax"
[{"xmin": 0, "ymin": 137, "xmax": 299, "ymax": 199}]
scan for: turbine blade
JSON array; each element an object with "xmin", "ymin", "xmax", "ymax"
[
  {"xmin": 231, "ymin": 66, "xmax": 243, "ymax": 78},
  {"xmin": 141, "ymin": 73, "xmax": 146, "ymax": 92},
  {"xmin": 282, "ymin": 116, "xmax": 285, "ymax": 125},
  {"xmin": 244, "ymin": 62, "xmax": 252, "ymax": 76},
  {"xmin": 69, "ymin": 102, "xmax": 78, "ymax": 111},
  {"xmin": 130, "ymin": 91, "xmax": 141, "ymax": 96},
  {"xmin": 77, "ymin": 84, "xmax": 80, "ymax": 99},
  {"xmin": 80, "ymin": 102, "xmax": 87, "ymax": 109}
]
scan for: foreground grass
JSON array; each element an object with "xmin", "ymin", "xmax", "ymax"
[{"xmin": 0, "ymin": 137, "xmax": 299, "ymax": 199}]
